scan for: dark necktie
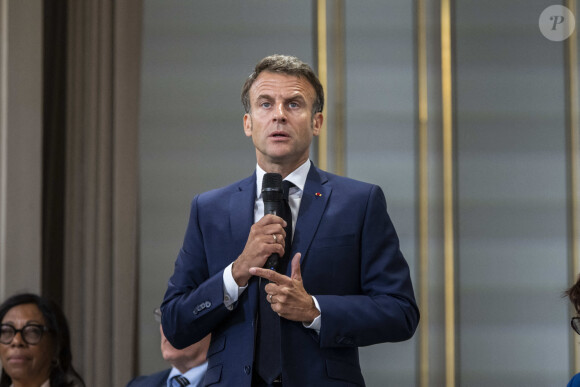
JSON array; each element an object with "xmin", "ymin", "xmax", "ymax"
[
  {"xmin": 256, "ymin": 180, "xmax": 294, "ymax": 383},
  {"xmin": 171, "ymin": 375, "xmax": 190, "ymax": 387}
]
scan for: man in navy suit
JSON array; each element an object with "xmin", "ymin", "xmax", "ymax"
[
  {"xmin": 127, "ymin": 309, "xmax": 211, "ymax": 387},
  {"xmin": 161, "ymin": 54, "xmax": 419, "ymax": 386}
]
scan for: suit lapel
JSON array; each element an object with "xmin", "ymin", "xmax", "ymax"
[
  {"xmin": 229, "ymin": 173, "xmax": 260, "ymax": 310},
  {"xmin": 287, "ymin": 166, "xmax": 331, "ymax": 275},
  {"xmin": 229, "ymin": 174, "xmax": 255, "ymax": 252}
]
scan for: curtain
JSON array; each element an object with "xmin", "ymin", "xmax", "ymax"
[{"xmin": 63, "ymin": 1, "xmax": 142, "ymax": 384}]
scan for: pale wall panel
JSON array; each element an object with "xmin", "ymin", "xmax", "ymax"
[
  {"xmin": 456, "ymin": 1, "xmax": 569, "ymax": 386},
  {"xmin": 345, "ymin": 1, "xmax": 417, "ymax": 386}
]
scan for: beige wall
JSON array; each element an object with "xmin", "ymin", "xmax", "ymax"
[{"xmin": 0, "ymin": 0, "xmax": 43, "ymax": 300}]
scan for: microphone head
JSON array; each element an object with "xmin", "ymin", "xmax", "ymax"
[{"xmin": 262, "ymin": 173, "xmax": 283, "ymax": 203}]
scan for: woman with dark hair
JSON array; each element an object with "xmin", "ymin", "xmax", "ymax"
[{"xmin": 0, "ymin": 293, "xmax": 85, "ymax": 387}]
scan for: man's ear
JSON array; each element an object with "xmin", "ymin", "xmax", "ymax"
[
  {"xmin": 243, "ymin": 113, "xmax": 252, "ymax": 137},
  {"xmin": 312, "ymin": 112, "xmax": 323, "ymax": 136}
]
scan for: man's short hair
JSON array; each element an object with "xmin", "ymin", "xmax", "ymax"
[{"xmin": 241, "ymin": 54, "xmax": 324, "ymax": 115}]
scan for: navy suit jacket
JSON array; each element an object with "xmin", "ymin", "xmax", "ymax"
[
  {"xmin": 161, "ymin": 165, "xmax": 419, "ymax": 386},
  {"xmin": 126, "ymin": 368, "xmax": 170, "ymax": 387}
]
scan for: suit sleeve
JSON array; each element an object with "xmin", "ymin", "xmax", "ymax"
[
  {"xmin": 315, "ymin": 185, "xmax": 419, "ymax": 348},
  {"xmin": 160, "ymin": 195, "xmax": 232, "ymax": 349}
]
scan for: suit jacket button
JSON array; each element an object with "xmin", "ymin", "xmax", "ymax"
[{"xmin": 244, "ymin": 365, "xmax": 251, "ymax": 375}]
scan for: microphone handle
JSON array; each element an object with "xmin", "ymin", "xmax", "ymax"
[
  {"xmin": 265, "ymin": 253, "xmax": 279, "ymax": 271},
  {"xmin": 263, "ymin": 201, "xmax": 281, "ymax": 271}
]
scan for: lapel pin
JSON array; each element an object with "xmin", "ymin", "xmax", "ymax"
[{"xmin": 315, "ymin": 192, "xmax": 322, "ymax": 197}]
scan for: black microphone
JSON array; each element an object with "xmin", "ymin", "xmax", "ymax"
[{"xmin": 262, "ymin": 173, "xmax": 283, "ymax": 271}]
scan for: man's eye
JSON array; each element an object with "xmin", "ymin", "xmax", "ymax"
[
  {"xmin": 289, "ymin": 102, "xmax": 299, "ymax": 108},
  {"xmin": 261, "ymin": 102, "xmax": 271, "ymax": 108}
]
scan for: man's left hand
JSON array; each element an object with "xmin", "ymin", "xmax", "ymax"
[{"xmin": 249, "ymin": 253, "xmax": 320, "ymax": 324}]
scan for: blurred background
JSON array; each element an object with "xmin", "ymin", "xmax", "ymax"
[{"xmin": 0, "ymin": 0, "xmax": 577, "ymax": 386}]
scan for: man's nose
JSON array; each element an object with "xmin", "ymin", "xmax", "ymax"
[{"xmin": 273, "ymin": 103, "xmax": 287, "ymax": 123}]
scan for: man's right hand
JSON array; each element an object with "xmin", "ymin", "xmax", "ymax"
[{"xmin": 232, "ymin": 214, "xmax": 287, "ymax": 286}]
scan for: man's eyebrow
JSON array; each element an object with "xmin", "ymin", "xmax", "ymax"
[
  {"xmin": 254, "ymin": 93, "xmax": 308, "ymax": 105},
  {"xmin": 256, "ymin": 94, "xmax": 274, "ymax": 101},
  {"xmin": 286, "ymin": 95, "xmax": 306, "ymax": 102}
]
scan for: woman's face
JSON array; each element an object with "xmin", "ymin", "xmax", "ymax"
[{"xmin": 0, "ymin": 303, "xmax": 54, "ymax": 385}]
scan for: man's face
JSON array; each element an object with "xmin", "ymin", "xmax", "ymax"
[{"xmin": 244, "ymin": 72, "xmax": 323, "ymax": 172}]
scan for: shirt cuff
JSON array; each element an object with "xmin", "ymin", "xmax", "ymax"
[
  {"xmin": 223, "ymin": 262, "xmax": 247, "ymax": 310},
  {"xmin": 302, "ymin": 296, "xmax": 321, "ymax": 333}
]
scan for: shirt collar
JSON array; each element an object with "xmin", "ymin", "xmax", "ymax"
[
  {"xmin": 256, "ymin": 159, "xmax": 310, "ymax": 198},
  {"xmin": 167, "ymin": 362, "xmax": 208, "ymax": 387}
]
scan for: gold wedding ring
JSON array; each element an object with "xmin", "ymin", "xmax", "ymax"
[{"xmin": 273, "ymin": 234, "xmax": 277, "ymax": 242}]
